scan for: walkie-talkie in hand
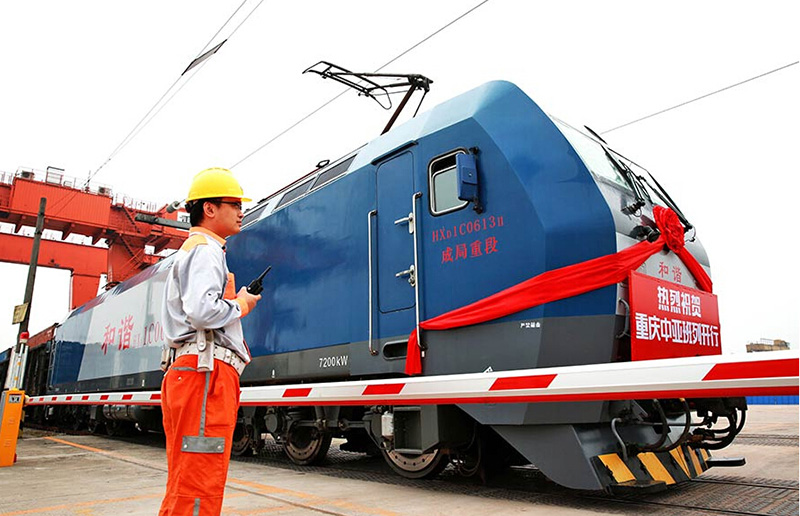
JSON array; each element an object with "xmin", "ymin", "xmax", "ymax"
[{"xmin": 246, "ymin": 265, "xmax": 272, "ymax": 295}]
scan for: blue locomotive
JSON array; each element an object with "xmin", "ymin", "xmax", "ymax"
[
  {"xmin": 0, "ymin": 348, "xmax": 10, "ymax": 389},
  {"xmin": 20, "ymin": 81, "xmax": 746, "ymax": 492}
]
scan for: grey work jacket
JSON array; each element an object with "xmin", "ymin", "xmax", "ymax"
[{"xmin": 161, "ymin": 226, "xmax": 251, "ymax": 364}]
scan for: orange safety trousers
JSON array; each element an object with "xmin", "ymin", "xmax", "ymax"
[{"xmin": 159, "ymin": 354, "xmax": 240, "ymax": 516}]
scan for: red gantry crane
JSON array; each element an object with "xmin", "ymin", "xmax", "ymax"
[{"xmin": 0, "ymin": 167, "xmax": 188, "ymax": 309}]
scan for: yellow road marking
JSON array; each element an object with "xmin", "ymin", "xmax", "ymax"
[
  {"xmin": 36, "ymin": 437, "xmax": 398, "ymax": 516},
  {"xmin": 0, "ymin": 494, "xmax": 162, "ymax": 516},
  {"xmin": 227, "ymin": 478, "xmax": 317, "ymax": 499},
  {"xmin": 227, "ymin": 478, "xmax": 400, "ymax": 516},
  {"xmin": 44, "ymin": 436, "xmax": 160, "ymax": 467},
  {"xmin": 44, "ymin": 436, "xmax": 109, "ymax": 454},
  {"xmin": 223, "ymin": 507, "xmax": 291, "ymax": 515}
]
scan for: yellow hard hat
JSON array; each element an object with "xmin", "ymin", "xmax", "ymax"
[{"xmin": 186, "ymin": 167, "xmax": 252, "ymax": 203}]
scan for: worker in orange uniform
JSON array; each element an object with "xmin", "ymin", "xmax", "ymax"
[{"xmin": 159, "ymin": 167, "xmax": 261, "ymax": 516}]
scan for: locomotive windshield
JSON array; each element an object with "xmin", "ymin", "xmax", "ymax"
[
  {"xmin": 554, "ymin": 117, "xmax": 691, "ymax": 227},
  {"xmin": 553, "ymin": 119, "xmax": 632, "ymax": 191}
]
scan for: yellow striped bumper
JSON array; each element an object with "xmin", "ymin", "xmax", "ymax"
[{"xmin": 595, "ymin": 445, "xmax": 712, "ymax": 492}]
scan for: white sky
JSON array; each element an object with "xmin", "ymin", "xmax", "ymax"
[{"xmin": 1, "ymin": 1, "xmax": 797, "ymax": 353}]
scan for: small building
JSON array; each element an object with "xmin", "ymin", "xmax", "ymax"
[
  {"xmin": 746, "ymin": 338, "xmax": 791, "ymax": 352},
  {"xmin": 745, "ymin": 339, "xmax": 797, "ymax": 405}
]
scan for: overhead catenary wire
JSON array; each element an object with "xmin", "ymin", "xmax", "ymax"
[
  {"xmin": 48, "ymin": 0, "xmax": 265, "ymax": 217},
  {"xmin": 600, "ymin": 61, "xmax": 798, "ymax": 135},
  {"xmin": 372, "ymin": 0, "xmax": 490, "ymax": 73},
  {"xmin": 230, "ymin": 0, "xmax": 491, "ymax": 169},
  {"xmin": 93, "ymin": 0, "xmax": 265, "ymax": 180},
  {"xmin": 101, "ymin": 58, "xmax": 213, "ymax": 172},
  {"xmin": 197, "ymin": 0, "xmax": 251, "ymax": 57}
]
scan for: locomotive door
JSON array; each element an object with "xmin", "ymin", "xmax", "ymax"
[{"xmin": 375, "ymin": 152, "xmax": 416, "ymax": 335}]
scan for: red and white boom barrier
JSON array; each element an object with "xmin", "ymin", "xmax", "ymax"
[{"xmin": 27, "ymin": 351, "xmax": 798, "ymax": 408}]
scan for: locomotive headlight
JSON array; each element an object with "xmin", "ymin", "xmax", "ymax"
[{"xmin": 381, "ymin": 411, "xmax": 394, "ymax": 439}]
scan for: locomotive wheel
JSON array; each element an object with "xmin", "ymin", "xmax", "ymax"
[
  {"xmin": 61, "ymin": 406, "xmax": 85, "ymax": 432},
  {"xmin": 231, "ymin": 423, "xmax": 254, "ymax": 456},
  {"xmin": 68, "ymin": 412, "xmax": 85, "ymax": 432},
  {"xmin": 87, "ymin": 418, "xmax": 105, "ymax": 434},
  {"xmin": 382, "ymin": 448, "xmax": 449, "ymax": 479},
  {"xmin": 282, "ymin": 426, "xmax": 332, "ymax": 466},
  {"xmin": 105, "ymin": 420, "xmax": 133, "ymax": 437}
]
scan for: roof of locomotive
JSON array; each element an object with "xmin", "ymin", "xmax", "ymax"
[
  {"xmin": 242, "ymin": 80, "xmax": 530, "ymax": 226},
  {"xmin": 57, "ymin": 82, "xmax": 539, "ymax": 325},
  {"xmin": 62, "ymin": 81, "xmax": 547, "ymax": 320},
  {"xmin": 351, "ymin": 80, "xmax": 525, "ymax": 169}
]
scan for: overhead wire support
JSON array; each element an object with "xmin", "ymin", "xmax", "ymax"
[
  {"xmin": 230, "ymin": 0, "xmax": 490, "ymax": 169},
  {"xmin": 302, "ymin": 61, "xmax": 433, "ymax": 134},
  {"xmin": 86, "ymin": 0, "xmax": 265, "ymax": 186},
  {"xmin": 182, "ymin": 40, "xmax": 227, "ymax": 76},
  {"xmin": 302, "ymin": 61, "xmax": 433, "ymax": 110}
]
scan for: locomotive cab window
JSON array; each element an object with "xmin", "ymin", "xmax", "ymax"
[{"xmin": 429, "ymin": 150, "xmax": 468, "ymax": 215}]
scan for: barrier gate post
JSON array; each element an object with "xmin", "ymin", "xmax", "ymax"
[{"xmin": 0, "ymin": 388, "xmax": 25, "ymax": 467}]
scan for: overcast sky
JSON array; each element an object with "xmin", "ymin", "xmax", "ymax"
[{"xmin": 1, "ymin": 1, "xmax": 797, "ymax": 354}]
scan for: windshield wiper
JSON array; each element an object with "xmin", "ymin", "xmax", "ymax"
[
  {"xmin": 614, "ymin": 155, "xmax": 651, "ymax": 214},
  {"xmin": 584, "ymin": 125, "xmax": 608, "ymax": 145},
  {"xmin": 584, "ymin": 125, "xmax": 649, "ymax": 214},
  {"xmin": 584, "ymin": 125, "xmax": 691, "ymax": 230},
  {"xmin": 638, "ymin": 171, "xmax": 693, "ymax": 231},
  {"xmin": 610, "ymin": 151, "xmax": 693, "ymax": 231}
]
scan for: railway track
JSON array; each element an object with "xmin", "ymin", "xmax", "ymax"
[
  {"xmin": 27, "ymin": 426, "xmax": 797, "ymax": 515},
  {"xmin": 735, "ymin": 433, "xmax": 799, "ymax": 447},
  {"xmin": 575, "ymin": 477, "xmax": 798, "ymax": 516},
  {"xmin": 692, "ymin": 475, "xmax": 799, "ymax": 491},
  {"xmin": 231, "ymin": 437, "xmax": 798, "ymax": 516}
]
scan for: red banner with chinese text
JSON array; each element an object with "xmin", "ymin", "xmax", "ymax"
[
  {"xmin": 404, "ymin": 206, "xmax": 713, "ymax": 375},
  {"xmin": 629, "ymin": 271, "xmax": 721, "ymax": 360}
]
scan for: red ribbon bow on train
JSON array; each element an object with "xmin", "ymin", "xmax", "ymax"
[{"xmin": 405, "ymin": 206, "xmax": 712, "ymax": 375}]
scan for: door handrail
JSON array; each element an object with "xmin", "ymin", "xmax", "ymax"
[
  {"xmin": 367, "ymin": 209, "xmax": 378, "ymax": 355},
  {"xmin": 411, "ymin": 191, "xmax": 425, "ymax": 352}
]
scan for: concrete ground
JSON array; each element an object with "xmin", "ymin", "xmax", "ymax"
[
  {"xmin": 721, "ymin": 404, "xmax": 799, "ymax": 481},
  {"xmin": 0, "ymin": 434, "xmax": 590, "ymax": 516},
  {"xmin": 0, "ymin": 405, "xmax": 796, "ymax": 516}
]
